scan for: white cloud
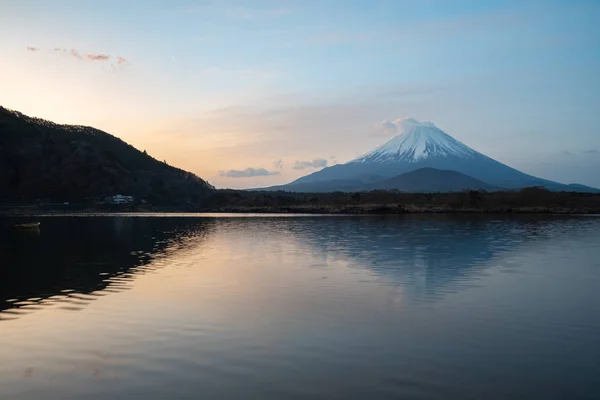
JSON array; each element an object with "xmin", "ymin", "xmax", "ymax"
[
  {"xmin": 375, "ymin": 117, "xmax": 436, "ymax": 136},
  {"xmin": 218, "ymin": 167, "xmax": 280, "ymax": 178},
  {"xmin": 292, "ymin": 158, "xmax": 328, "ymax": 170},
  {"xmin": 375, "ymin": 120, "xmax": 397, "ymax": 136}
]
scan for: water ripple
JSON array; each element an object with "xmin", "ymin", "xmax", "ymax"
[{"xmin": 1, "ymin": 215, "xmax": 600, "ymax": 399}]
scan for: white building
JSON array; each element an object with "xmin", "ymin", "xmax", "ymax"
[{"xmin": 110, "ymin": 194, "xmax": 134, "ymax": 204}]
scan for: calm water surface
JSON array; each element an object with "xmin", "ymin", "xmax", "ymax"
[{"xmin": 1, "ymin": 215, "xmax": 599, "ymax": 399}]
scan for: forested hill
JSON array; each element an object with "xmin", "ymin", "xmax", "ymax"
[{"xmin": 0, "ymin": 106, "xmax": 213, "ymax": 204}]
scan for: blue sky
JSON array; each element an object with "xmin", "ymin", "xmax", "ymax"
[{"xmin": 1, "ymin": 0, "xmax": 599, "ymax": 188}]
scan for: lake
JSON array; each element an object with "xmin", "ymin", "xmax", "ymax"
[{"xmin": 1, "ymin": 214, "xmax": 599, "ymax": 399}]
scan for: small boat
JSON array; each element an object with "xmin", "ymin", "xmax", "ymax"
[{"xmin": 14, "ymin": 222, "xmax": 40, "ymax": 229}]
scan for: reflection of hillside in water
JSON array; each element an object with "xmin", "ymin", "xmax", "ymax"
[
  {"xmin": 281, "ymin": 216, "xmax": 586, "ymax": 301},
  {"xmin": 0, "ymin": 217, "xmax": 214, "ymax": 320}
]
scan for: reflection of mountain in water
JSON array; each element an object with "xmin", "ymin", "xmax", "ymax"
[
  {"xmin": 2, "ymin": 215, "xmax": 591, "ymax": 318},
  {"xmin": 0, "ymin": 217, "xmax": 213, "ymax": 319},
  {"xmin": 280, "ymin": 216, "xmax": 586, "ymax": 301}
]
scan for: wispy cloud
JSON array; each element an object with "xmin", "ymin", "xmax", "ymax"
[
  {"xmin": 584, "ymin": 149, "xmax": 598, "ymax": 154},
  {"xmin": 374, "ymin": 120, "xmax": 398, "ymax": 136},
  {"xmin": 266, "ymin": 8, "xmax": 291, "ymax": 17},
  {"xmin": 373, "ymin": 118, "xmax": 435, "ymax": 137},
  {"xmin": 70, "ymin": 49, "xmax": 84, "ymax": 59},
  {"xmin": 166, "ymin": 83, "xmax": 441, "ymax": 160},
  {"xmin": 201, "ymin": 65, "xmax": 276, "ymax": 80},
  {"xmin": 218, "ymin": 167, "xmax": 280, "ymax": 178},
  {"xmin": 85, "ymin": 53, "xmax": 110, "ymax": 61},
  {"xmin": 73, "ymin": 49, "xmax": 110, "ymax": 62},
  {"xmin": 186, "ymin": 4, "xmax": 291, "ymax": 20},
  {"xmin": 309, "ymin": 32, "xmax": 373, "ymax": 46},
  {"xmin": 27, "ymin": 46, "xmax": 126, "ymax": 64},
  {"xmin": 273, "ymin": 159, "xmax": 284, "ymax": 169},
  {"xmin": 292, "ymin": 158, "xmax": 328, "ymax": 170},
  {"xmin": 307, "ymin": 6, "xmax": 529, "ymax": 48}
]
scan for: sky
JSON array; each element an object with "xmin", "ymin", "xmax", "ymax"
[{"xmin": 1, "ymin": 0, "xmax": 599, "ymax": 189}]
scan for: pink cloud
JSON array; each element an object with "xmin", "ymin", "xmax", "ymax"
[
  {"xmin": 26, "ymin": 46, "xmax": 129, "ymax": 69},
  {"xmin": 85, "ymin": 53, "xmax": 110, "ymax": 61}
]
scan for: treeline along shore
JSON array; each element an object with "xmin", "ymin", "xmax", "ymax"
[
  {"xmin": 202, "ymin": 187, "xmax": 600, "ymax": 214},
  {"xmin": 3, "ymin": 187, "xmax": 600, "ymax": 215}
]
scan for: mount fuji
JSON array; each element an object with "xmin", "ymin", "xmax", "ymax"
[{"xmin": 260, "ymin": 118, "xmax": 597, "ymax": 193}]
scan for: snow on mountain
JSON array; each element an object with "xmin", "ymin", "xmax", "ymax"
[{"xmin": 353, "ymin": 118, "xmax": 477, "ymax": 163}]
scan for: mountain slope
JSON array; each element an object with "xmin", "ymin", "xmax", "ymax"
[
  {"xmin": 269, "ymin": 118, "xmax": 596, "ymax": 193},
  {"xmin": 369, "ymin": 168, "xmax": 499, "ymax": 192},
  {"xmin": 0, "ymin": 106, "xmax": 213, "ymax": 204}
]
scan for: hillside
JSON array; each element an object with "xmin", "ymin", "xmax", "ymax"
[
  {"xmin": 369, "ymin": 168, "xmax": 499, "ymax": 192},
  {"xmin": 0, "ymin": 106, "xmax": 213, "ymax": 204}
]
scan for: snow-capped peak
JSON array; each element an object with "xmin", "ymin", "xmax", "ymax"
[{"xmin": 351, "ymin": 117, "xmax": 479, "ymax": 164}]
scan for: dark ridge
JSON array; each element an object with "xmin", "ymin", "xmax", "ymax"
[
  {"xmin": 369, "ymin": 168, "xmax": 500, "ymax": 192},
  {"xmin": 0, "ymin": 106, "xmax": 213, "ymax": 205}
]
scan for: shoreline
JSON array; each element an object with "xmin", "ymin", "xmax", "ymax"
[{"xmin": 1, "ymin": 204, "xmax": 599, "ymax": 216}]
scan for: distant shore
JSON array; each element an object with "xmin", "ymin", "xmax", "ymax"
[
  {"xmin": 2, "ymin": 187, "xmax": 600, "ymax": 216},
  {"xmin": 206, "ymin": 205, "xmax": 600, "ymax": 215},
  {"xmin": 1, "ymin": 204, "xmax": 599, "ymax": 216}
]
